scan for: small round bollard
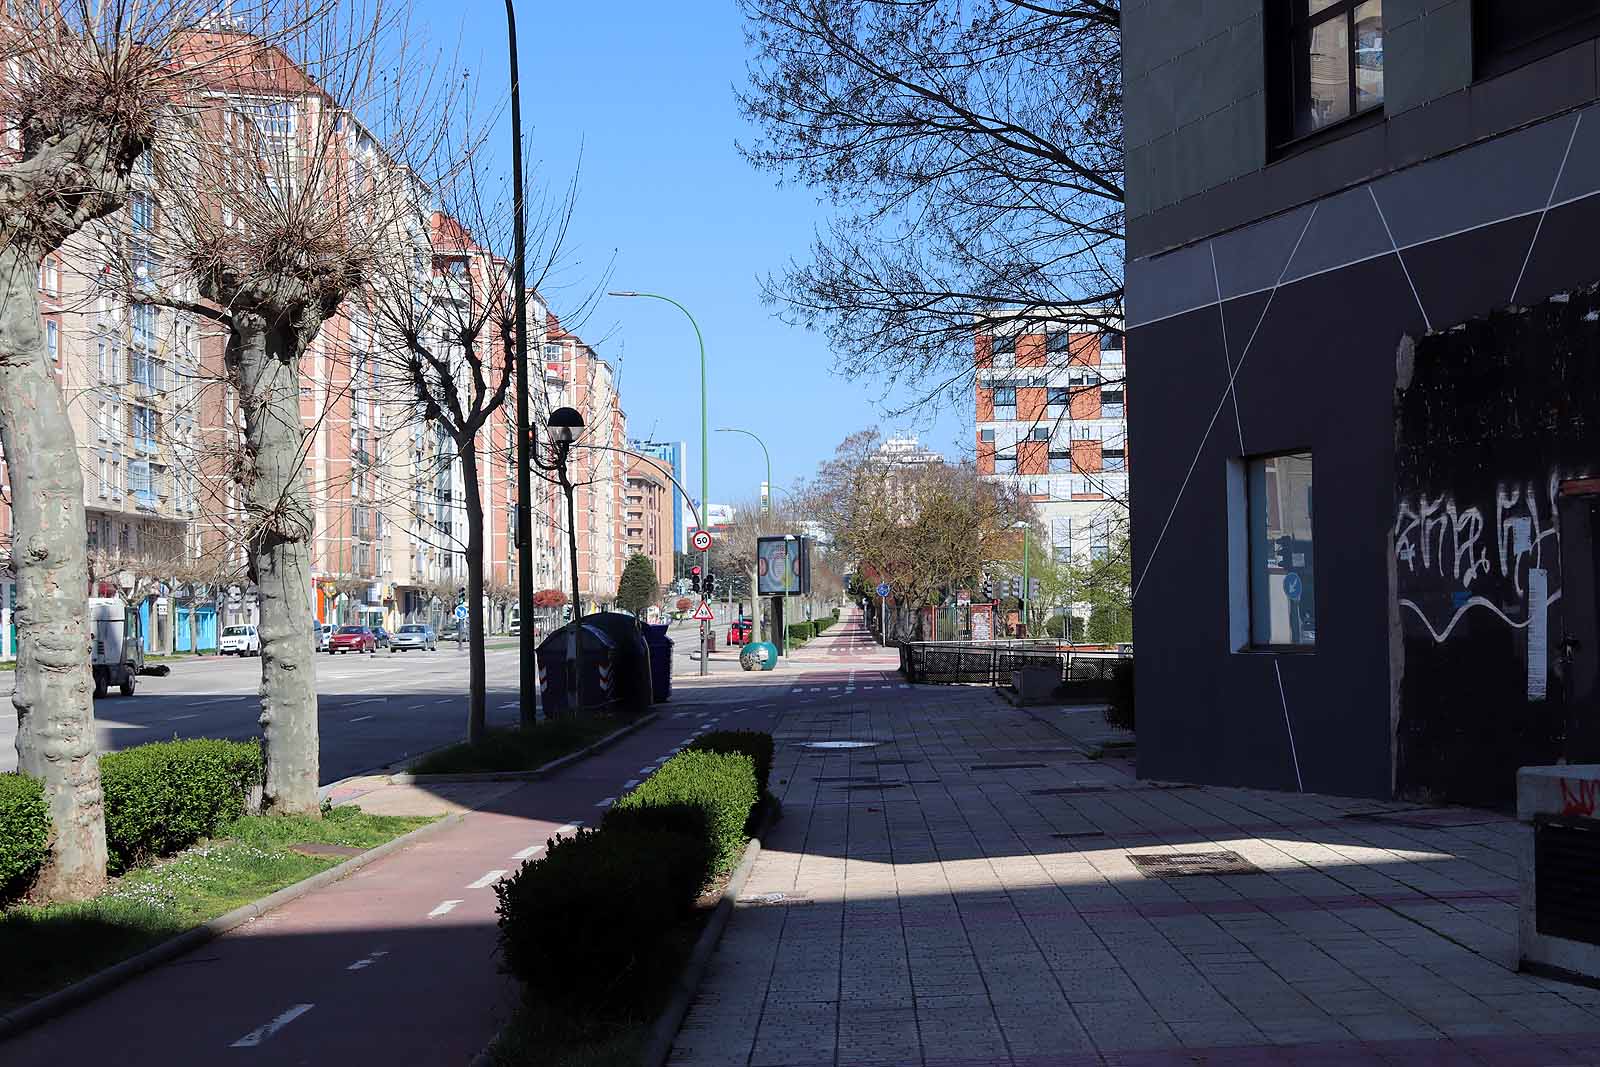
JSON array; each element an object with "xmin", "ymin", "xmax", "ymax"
[{"xmin": 740, "ymin": 641, "xmax": 777, "ymax": 671}]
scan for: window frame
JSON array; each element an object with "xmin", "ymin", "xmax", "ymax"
[
  {"xmin": 1243, "ymin": 450, "xmax": 1317, "ymax": 652},
  {"xmin": 1268, "ymin": 0, "xmax": 1386, "ymax": 151}
]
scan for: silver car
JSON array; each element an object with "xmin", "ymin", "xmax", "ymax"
[{"xmin": 390, "ymin": 623, "xmax": 437, "ymax": 652}]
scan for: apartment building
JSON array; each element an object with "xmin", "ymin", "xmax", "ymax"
[
  {"xmin": 630, "ymin": 438, "xmax": 686, "ymax": 553},
  {"xmin": 625, "ymin": 454, "xmax": 675, "ymax": 587},
  {"xmin": 974, "ymin": 315, "xmax": 1128, "ymax": 563},
  {"xmin": 542, "ymin": 315, "xmax": 628, "ymax": 609}
]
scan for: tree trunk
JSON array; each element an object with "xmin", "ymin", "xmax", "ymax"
[
  {"xmin": 187, "ymin": 593, "xmax": 198, "ymax": 655},
  {"xmin": 460, "ymin": 440, "xmax": 487, "ymax": 743},
  {"xmin": 0, "ymin": 249, "xmax": 107, "ymax": 899},
  {"xmin": 230, "ymin": 315, "xmax": 319, "ymax": 814}
]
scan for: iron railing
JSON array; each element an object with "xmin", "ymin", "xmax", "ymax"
[{"xmin": 900, "ymin": 640, "xmax": 1129, "ymax": 694}]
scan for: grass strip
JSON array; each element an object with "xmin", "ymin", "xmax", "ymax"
[
  {"xmin": 0, "ymin": 806, "xmax": 433, "ymax": 1011},
  {"xmin": 408, "ymin": 715, "xmax": 622, "ymax": 775}
]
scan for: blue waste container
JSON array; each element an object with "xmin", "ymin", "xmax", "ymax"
[
  {"xmin": 642, "ymin": 622, "xmax": 673, "ymax": 703},
  {"xmin": 536, "ymin": 623, "xmax": 617, "ymax": 717}
]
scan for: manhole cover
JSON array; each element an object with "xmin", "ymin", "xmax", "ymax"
[
  {"xmin": 970, "ymin": 762, "xmax": 1048, "ymax": 770},
  {"xmin": 1128, "ymin": 851, "xmax": 1261, "ymax": 879},
  {"xmin": 801, "ymin": 740, "xmax": 882, "ymax": 749}
]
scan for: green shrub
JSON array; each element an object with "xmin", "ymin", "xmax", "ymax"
[
  {"xmin": 605, "ymin": 750, "xmax": 757, "ymax": 877},
  {"xmin": 1105, "ymin": 660, "xmax": 1135, "ymax": 731},
  {"xmin": 786, "ymin": 621, "xmax": 813, "ymax": 647},
  {"xmin": 688, "ymin": 730, "xmax": 774, "ymax": 797},
  {"xmin": 494, "ymin": 826, "xmax": 706, "ymax": 1008},
  {"xmin": 100, "ymin": 739, "xmax": 263, "ymax": 871},
  {"xmin": 0, "ymin": 773, "xmax": 49, "ymax": 893},
  {"xmin": 813, "ymin": 617, "xmax": 835, "ymax": 635}
]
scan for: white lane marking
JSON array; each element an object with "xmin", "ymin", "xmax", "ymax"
[
  {"xmin": 622, "ymin": 779, "xmax": 639, "ymax": 790},
  {"xmin": 427, "ymin": 900, "xmax": 463, "ymax": 918},
  {"xmin": 166, "ymin": 714, "xmax": 199, "ymax": 721},
  {"xmin": 431, "ymin": 698, "xmax": 453, "ymax": 706},
  {"xmin": 512, "ymin": 844, "xmax": 544, "ymax": 861},
  {"xmin": 827, "ymin": 687, "xmax": 838, "ymax": 691},
  {"xmin": 595, "ymin": 796, "xmax": 616, "ymax": 808},
  {"xmin": 899, "ymin": 684, "xmax": 910, "ymax": 689},
  {"xmin": 557, "ymin": 821, "xmax": 582, "ymax": 834},
  {"xmin": 466, "ymin": 870, "xmax": 507, "ymax": 890},
  {"xmin": 790, "ymin": 688, "xmax": 802, "ymax": 694},
  {"xmin": 230, "ymin": 1004, "xmax": 315, "ymax": 1047},
  {"xmin": 349, "ymin": 715, "xmax": 375, "ymax": 723},
  {"xmin": 679, "ymin": 737, "xmax": 695, "ymax": 745},
  {"xmin": 638, "ymin": 766, "xmax": 657, "ymax": 775},
  {"xmin": 810, "ymin": 688, "xmax": 821, "ymax": 692},
  {"xmin": 185, "ymin": 696, "xmax": 246, "ymax": 707},
  {"xmin": 758, "ymin": 704, "xmax": 774, "ymax": 709},
  {"xmin": 346, "ymin": 950, "xmax": 389, "ymax": 971}
]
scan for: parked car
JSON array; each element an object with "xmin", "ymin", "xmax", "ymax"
[
  {"xmin": 220, "ymin": 624, "xmax": 261, "ymax": 657},
  {"xmin": 390, "ymin": 623, "xmax": 436, "ymax": 652},
  {"xmin": 313, "ymin": 622, "xmax": 332, "ymax": 652},
  {"xmin": 328, "ymin": 625, "xmax": 377, "ymax": 655},
  {"xmin": 372, "ymin": 627, "xmax": 391, "ymax": 649},
  {"xmin": 727, "ymin": 618, "xmax": 753, "ymax": 645}
]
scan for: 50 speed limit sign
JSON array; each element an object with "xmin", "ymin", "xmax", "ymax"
[{"xmin": 691, "ymin": 529, "xmax": 713, "ymax": 552}]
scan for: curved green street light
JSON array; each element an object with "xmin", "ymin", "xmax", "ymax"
[
  {"xmin": 716, "ymin": 427, "xmax": 771, "ymax": 516},
  {"xmin": 608, "ymin": 290, "xmax": 710, "ymax": 675}
]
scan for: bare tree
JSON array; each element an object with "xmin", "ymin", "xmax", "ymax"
[
  {"xmin": 0, "ymin": 1, "xmax": 299, "ymax": 899},
  {"xmin": 366, "ymin": 110, "xmax": 579, "ymax": 742},
  {"xmin": 123, "ymin": 3, "xmax": 448, "ymax": 813},
  {"xmin": 738, "ymin": 0, "xmax": 1123, "ymax": 416}
]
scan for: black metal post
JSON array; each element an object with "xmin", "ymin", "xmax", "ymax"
[
  {"xmin": 506, "ymin": 0, "xmax": 536, "ymax": 726},
  {"xmin": 558, "ymin": 443, "xmax": 582, "ymax": 715}
]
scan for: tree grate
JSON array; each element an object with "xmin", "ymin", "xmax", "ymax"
[{"xmin": 1128, "ymin": 851, "xmax": 1262, "ymax": 879}]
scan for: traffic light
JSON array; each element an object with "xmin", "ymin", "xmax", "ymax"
[
  {"xmin": 1029, "ymin": 578, "xmax": 1042, "ymax": 600},
  {"xmin": 981, "ymin": 577, "xmax": 993, "ymax": 602},
  {"xmin": 690, "ymin": 572, "xmax": 702, "ymax": 593},
  {"xmin": 1009, "ymin": 576, "xmax": 1022, "ymax": 599},
  {"xmin": 705, "ymin": 573, "xmax": 717, "ymax": 597}
]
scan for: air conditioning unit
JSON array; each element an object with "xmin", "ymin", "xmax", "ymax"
[{"xmin": 1519, "ymin": 765, "xmax": 1600, "ymax": 983}]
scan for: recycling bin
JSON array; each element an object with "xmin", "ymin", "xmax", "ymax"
[
  {"xmin": 536, "ymin": 623, "xmax": 617, "ymax": 717},
  {"xmin": 642, "ymin": 622, "xmax": 674, "ymax": 703}
]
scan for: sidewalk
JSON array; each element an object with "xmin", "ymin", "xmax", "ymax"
[{"xmin": 669, "ymin": 660, "xmax": 1600, "ymax": 1065}]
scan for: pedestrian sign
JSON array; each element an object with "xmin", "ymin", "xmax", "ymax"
[
  {"xmin": 454, "ymin": 603, "xmax": 468, "ymax": 621},
  {"xmin": 692, "ymin": 600, "xmax": 714, "ymax": 621},
  {"xmin": 876, "ymin": 582, "xmax": 890, "ymax": 598},
  {"xmin": 1283, "ymin": 572, "xmax": 1302, "ymax": 602}
]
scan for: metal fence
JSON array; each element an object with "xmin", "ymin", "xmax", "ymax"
[{"xmin": 900, "ymin": 640, "xmax": 1129, "ymax": 697}]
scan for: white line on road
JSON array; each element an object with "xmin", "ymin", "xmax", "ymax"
[
  {"xmin": 466, "ymin": 870, "xmax": 507, "ymax": 890},
  {"xmin": 349, "ymin": 715, "xmax": 374, "ymax": 723},
  {"xmin": 595, "ymin": 796, "xmax": 616, "ymax": 809},
  {"xmin": 341, "ymin": 697, "xmax": 384, "ymax": 707},
  {"xmin": 557, "ymin": 822, "xmax": 582, "ymax": 834},
  {"xmin": 166, "ymin": 714, "xmax": 199, "ymax": 721},
  {"xmin": 638, "ymin": 766, "xmax": 656, "ymax": 775},
  {"xmin": 622, "ymin": 779, "xmax": 639, "ymax": 789},
  {"xmin": 511, "ymin": 844, "xmax": 544, "ymax": 861},
  {"xmin": 185, "ymin": 696, "xmax": 246, "ymax": 707},
  {"xmin": 427, "ymin": 900, "xmax": 463, "ymax": 918},
  {"xmin": 231, "ymin": 1004, "xmax": 315, "ymax": 1047},
  {"xmin": 346, "ymin": 950, "xmax": 389, "ymax": 972},
  {"xmin": 431, "ymin": 698, "xmax": 454, "ymax": 706}
]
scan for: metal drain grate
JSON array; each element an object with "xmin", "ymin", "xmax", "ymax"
[
  {"xmin": 1031, "ymin": 785, "xmax": 1116, "ymax": 795},
  {"xmin": 970, "ymin": 762, "xmax": 1048, "ymax": 771},
  {"xmin": 1128, "ymin": 851, "xmax": 1261, "ymax": 879}
]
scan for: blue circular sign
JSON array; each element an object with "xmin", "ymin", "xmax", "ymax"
[
  {"xmin": 455, "ymin": 603, "xmax": 469, "ymax": 620},
  {"xmin": 876, "ymin": 582, "xmax": 891, "ymax": 598},
  {"xmin": 1283, "ymin": 572, "xmax": 1302, "ymax": 602}
]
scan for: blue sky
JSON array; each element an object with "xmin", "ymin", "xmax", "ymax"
[{"xmin": 409, "ymin": 0, "xmax": 967, "ymax": 511}]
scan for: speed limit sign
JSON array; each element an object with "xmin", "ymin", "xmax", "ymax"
[{"xmin": 691, "ymin": 529, "xmax": 713, "ymax": 552}]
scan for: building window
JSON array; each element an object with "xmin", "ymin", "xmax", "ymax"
[
  {"xmin": 992, "ymin": 384, "xmax": 1016, "ymax": 407},
  {"xmin": 994, "ymin": 452, "xmax": 1017, "ymax": 475},
  {"xmin": 1476, "ymin": 1, "xmax": 1600, "ymax": 78},
  {"xmin": 132, "ymin": 406, "xmax": 157, "ymax": 452},
  {"xmin": 1030, "ymin": 427, "xmax": 1049, "ymax": 441},
  {"xmin": 1274, "ymin": 0, "xmax": 1385, "ymax": 143},
  {"xmin": 98, "ymin": 457, "xmax": 109, "ymax": 497},
  {"xmin": 979, "ymin": 429, "xmax": 995, "ymax": 442},
  {"xmin": 1248, "ymin": 452, "xmax": 1316, "ymax": 647},
  {"xmin": 1099, "ymin": 331, "xmax": 1123, "ymax": 353},
  {"xmin": 991, "ymin": 334, "xmax": 1016, "ymax": 357},
  {"xmin": 1045, "ymin": 331, "xmax": 1072, "ymax": 354},
  {"xmin": 46, "ymin": 320, "xmax": 57, "ymax": 363},
  {"xmin": 1049, "ymin": 450, "xmax": 1073, "ymax": 474},
  {"xmin": 1103, "ymin": 448, "xmax": 1126, "ymax": 473},
  {"xmin": 1047, "ymin": 386, "xmax": 1069, "ymax": 407},
  {"xmin": 131, "ymin": 303, "xmax": 156, "ymax": 349}
]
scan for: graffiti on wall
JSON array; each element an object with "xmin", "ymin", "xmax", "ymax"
[{"xmin": 1395, "ymin": 471, "xmax": 1561, "ymax": 643}]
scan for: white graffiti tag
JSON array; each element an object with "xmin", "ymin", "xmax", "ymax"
[{"xmin": 1395, "ymin": 472, "xmax": 1561, "ymax": 643}]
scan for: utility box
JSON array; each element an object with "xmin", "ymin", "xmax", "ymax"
[{"xmin": 1518, "ymin": 764, "xmax": 1600, "ymax": 982}]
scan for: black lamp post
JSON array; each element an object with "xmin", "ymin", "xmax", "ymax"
[{"xmin": 549, "ymin": 406, "xmax": 584, "ymax": 713}]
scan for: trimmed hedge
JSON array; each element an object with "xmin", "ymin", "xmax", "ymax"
[
  {"xmin": 688, "ymin": 730, "xmax": 774, "ymax": 797},
  {"xmin": 494, "ymin": 826, "xmax": 708, "ymax": 1008},
  {"xmin": 786, "ymin": 621, "xmax": 814, "ymax": 647},
  {"xmin": 604, "ymin": 749, "xmax": 757, "ymax": 878},
  {"xmin": 0, "ymin": 772, "xmax": 49, "ymax": 893},
  {"xmin": 814, "ymin": 617, "xmax": 836, "ymax": 634},
  {"xmin": 100, "ymin": 739, "xmax": 263, "ymax": 872}
]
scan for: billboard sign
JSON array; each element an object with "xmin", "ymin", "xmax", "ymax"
[{"xmin": 756, "ymin": 535, "xmax": 810, "ymax": 597}]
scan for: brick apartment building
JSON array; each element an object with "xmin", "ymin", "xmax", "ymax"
[
  {"xmin": 625, "ymin": 454, "xmax": 676, "ymax": 588},
  {"xmin": 975, "ymin": 314, "xmax": 1128, "ymax": 565}
]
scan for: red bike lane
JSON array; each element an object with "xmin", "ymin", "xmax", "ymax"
[{"xmin": 2, "ymin": 682, "xmax": 800, "ymax": 1066}]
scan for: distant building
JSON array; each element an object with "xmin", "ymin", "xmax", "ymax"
[
  {"xmin": 630, "ymin": 438, "xmax": 686, "ymax": 552},
  {"xmin": 974, "ymin": 311, "xmax": 1127, "ymax": 564},
  {"xmin": 876, "ymin": 435, "xmax": 943, "ymax": 467},
  {"xmin": 624, "ymin": 454, "xmax": 674, "ymax": 588},
  {"xmin": 705, "ymin": 503, "xmax": 736, "ymax": 531}
]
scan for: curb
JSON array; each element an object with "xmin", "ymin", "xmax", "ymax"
[
  {"xmin": 0, "ymin": 812, "xmax": 464, "ymax": 1042},
  {"xmin": 384, "ymin": 712, "xmax": 659, "ymax": 785},
  {"xmin": 639, "ymin": 802, "xmax": 778, "ymax": 1067}
]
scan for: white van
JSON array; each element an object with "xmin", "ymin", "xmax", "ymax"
[{"xmin": 220, "ymin": 624, "xmax": 261, "ymax": 656}]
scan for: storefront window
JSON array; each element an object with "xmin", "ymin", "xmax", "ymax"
[{"xmin": 1249, "ymin": 452, "xmax": 1316, "ymax": 646}]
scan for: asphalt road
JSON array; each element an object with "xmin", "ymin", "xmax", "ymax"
[{"xmin": 0, "ymin": 619, "xmax": 755, "ymax": 783}]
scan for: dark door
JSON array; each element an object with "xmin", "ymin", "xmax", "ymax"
[{"xmin": 1559, "ymin": 482, "xmax": 1600, "ymax": 761}]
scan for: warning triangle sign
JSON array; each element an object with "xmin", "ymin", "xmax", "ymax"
[{"xmin": 692, "ymin": 600, "xmax": 714, "ymax": 621}]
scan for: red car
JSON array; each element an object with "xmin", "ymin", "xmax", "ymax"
[
  {"xmin": 727, "ymin": 618, "xmax": 753, "ymax": 645},
  {"xmin": 328, "ymin": 625, "xmax": 377, "ymax": 655}
]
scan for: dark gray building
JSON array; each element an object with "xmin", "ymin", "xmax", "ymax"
[{"xmin": 1125, "ymin": 2, "xmax": 1600, "ymax": 802}]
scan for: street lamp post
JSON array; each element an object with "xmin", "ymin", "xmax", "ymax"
[
  {"xmin": 550, "ymin": 407, "xmax": 585, "ymax": 714},
  {"xmin": 504, "ymin": 0, "xmax": 536, "ymax": 726},
  {"xmin": 1013, "ymin": 519, "xmax": 1030, "ymax": 639},
  {"xmin": 716, "ymin": 426, "xmax": 771, "ymax": 644},
  {"xmin": 609, "ymin": 290, "xmax": 709, "ymax": 676}
]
